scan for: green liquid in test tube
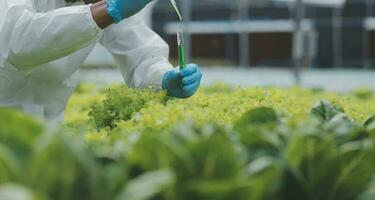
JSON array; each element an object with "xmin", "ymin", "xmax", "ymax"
[{"xmin": 177, "ymin": 30, "xmax": 186, "ymax": 71}]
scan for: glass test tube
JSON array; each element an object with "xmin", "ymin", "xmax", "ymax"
[{"xmin": 177, "ymin": 30, "xmax": 186, "ymax": 70}]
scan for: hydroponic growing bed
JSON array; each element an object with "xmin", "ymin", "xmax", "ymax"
[{"xmin": 1, "ymin": 83, "xmax": 375, "ymax": 200}]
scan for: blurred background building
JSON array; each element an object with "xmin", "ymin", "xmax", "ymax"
[
  {"xmin": 82, "ymin": 0, "xmax": 375, "ymax": 91},
  {"xmin": 154, "ymin": 0, "xmax": 375, "ymax": 69}
]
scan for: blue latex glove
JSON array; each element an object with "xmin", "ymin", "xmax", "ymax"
[
  {"xmin": 162, "ymin": 64, "xmax": 202, "ymax": 98},
  {"xmin": 106, "ymin": 0, "xmax": 153, "ymax": 23}
]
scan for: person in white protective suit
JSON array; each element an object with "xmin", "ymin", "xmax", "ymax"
[{"xmin": 0, "ymin": 0, "xmax": 202, "ymax": 122}]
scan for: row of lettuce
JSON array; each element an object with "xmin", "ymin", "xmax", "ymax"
[{"xmin": 1, "ymin": 85, "xmax": 375, "ymax": 199}]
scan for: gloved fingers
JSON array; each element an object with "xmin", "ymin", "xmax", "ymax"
[
  {"xmin": 166, "ymin": 70, "xmax": 179, "ymax": 81},
  {"xmin": 180, "ymin": 64, "xmax": 199, "ymax": 77},
  {"xmin": 182, "ymin": 72, "xmax": 202, "ymax": 86},
  {"xmin": 183, "ymin": 81, "xmax": 200, "ymax": 97},
  {"xmin": 162, "ymin": 70, "xmax": 178, "ymax": 90},
  {"xmin": 168, "ymin": 70, "xmax": 178, "ymax": 79}
]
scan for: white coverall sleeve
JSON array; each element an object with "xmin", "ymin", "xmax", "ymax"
[
  {"xmin": 0, "ymin": 2, "xmax": 102, "ymax": 71},
  {"xmin": 99, "ymin": 14, "xmax": 174, "ymax": 90}
]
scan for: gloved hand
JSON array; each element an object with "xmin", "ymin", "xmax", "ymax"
[
  {"xmin": 162, "ymin": 64, "xmax": 202, "ymax": 98},
  {"xmin": 106, "ymin": 0, "xmax": 153, "ymax": 23}
]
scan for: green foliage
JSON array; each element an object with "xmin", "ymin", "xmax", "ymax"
[
  {"xmin": 89, "ymin": 86, "xmax": 167, "ymax": 130},
  {"xmin": 0, "ymin": 108, "xmax": 43, "ymax": 158},
  {"xmin": 0, "ymin": 184, "xmax": 45, "ymax": 200},
  {"xmin": 352, "ymin": 88, "xmax": 374, "ymax": 100},
  {"xmin": 310, "ymin": 99, "xmax": 344, "ymax": 122},
  {"xmin": 0, "ymin": 144, "xmax": 19, "ymax": 183},
  {"xmin": 235, "ymin": 107, "xmax": 278, "ymax": 126},
  {"xmin": 201, "ymin": 82, "xmax": 236, "ymax": 94},
  {"xmin": 359, "ymin": 176, "xmax": 375, "ymax": 200},
  {"xmin": 233, "ymin": 107, "xmax": 282, "ymax": 164},
  {"xmin": 0, "ymin": 108, "xmax": 43, "ymax": 184},
  {"xmin": 3, "ymin": 85, "xmax": 375, "ymax": 199},
  {"xmin": 281, "ymin": 123, "xmax": 375, "ymax": 200},
  {"xmin": 27, "ymin": 130, "xmax": 100, "ymax": 200},
  {"xmin": 116, "ymin": 169, "xmax": 175, "ymax": 200},
  {"xmin": 364, "ymin": 115, "xmax": 375, "ymax": 128}
]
